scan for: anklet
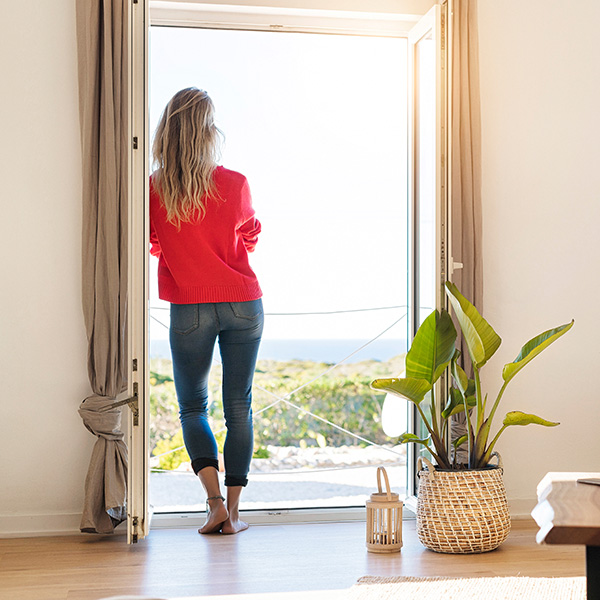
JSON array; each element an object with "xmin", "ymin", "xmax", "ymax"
[{"xmin": 206, "ymin": 495, "xmax": 225, "ymax": 512}]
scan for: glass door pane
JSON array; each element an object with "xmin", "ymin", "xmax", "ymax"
[
  {"xmin": 149, "ymin": 26, "xmax": 410, "ymax": 513},
  {"xmin": 407, "ymin": 4, "xmax": 447, "ymax": 495}
]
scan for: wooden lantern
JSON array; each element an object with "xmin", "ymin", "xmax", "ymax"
[{"xmin": 366, "ymin": 466, "xmax": 403, "ymax": 553}]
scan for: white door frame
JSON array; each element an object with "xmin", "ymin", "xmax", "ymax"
[
  {"xmin": 405, "ymin": 2, "xmax": 448, "ymax": 504},
  {"xmin": 127, "ymin": 0, "xmax": 150, "ymax": 544}
]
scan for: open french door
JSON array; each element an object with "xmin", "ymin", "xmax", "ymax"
[
  {"xmin": 127, "ymin": 0, "xmax": 150, "ymax": 544},
  {"xmin": 406, "ymin": 3, "xmax": 449, "ymax": 502},
  {"xmin": 124, "ymin": 0, "xmax": 448, "ymax": 533}
]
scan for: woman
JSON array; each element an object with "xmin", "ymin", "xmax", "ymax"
[{"xmin": 150, "ymin": 88, "xmax": 263, "ymax": 535}]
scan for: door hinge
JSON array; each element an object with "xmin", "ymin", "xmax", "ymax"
[
  {"xmin": 132, "ymin": 516, "xmax": 139, "ymax": 543},
  {"xmin": 130, "ymin": 382, "xmax": 139, "ymax": 426},
  {"xmin": 133, "ymin": 136, "xmax": 138, "ymax": 149},
  {"xmin": 441, "ymin": 13, "xmax": 446, "ymax": 51}
]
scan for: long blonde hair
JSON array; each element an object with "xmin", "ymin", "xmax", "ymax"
[{"xmin": 152, "ymin": 88, "xmax": 223, "ymax": 226}]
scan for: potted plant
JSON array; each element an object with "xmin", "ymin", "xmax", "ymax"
[{"xmin": 371, "ymin": 282, "xmax": 573, "ymax": 553}]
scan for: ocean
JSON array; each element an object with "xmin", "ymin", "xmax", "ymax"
[{"xmin": 150, "ymin": 338, "xmax": 406, "ymax": 363}]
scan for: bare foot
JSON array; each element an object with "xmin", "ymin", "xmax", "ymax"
[
  {"xmin": 221, "ymin": 515, "xmax": 249, "ymax": 535},
  {"xmin": 198, "ymin": 498, "xmax": 228, "ymax": 534}
]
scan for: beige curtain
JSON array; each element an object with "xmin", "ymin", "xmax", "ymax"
[
  {"xmin": 449, "ymin": 0, "xmax": 483, "ymax": 462},
  {"xmin": 76, "ymin": 0, "xmax": 129, "ymax": 534},
  {"xmin": 451, "ymin": 0, "xmax": 483, "ymax": 311}
]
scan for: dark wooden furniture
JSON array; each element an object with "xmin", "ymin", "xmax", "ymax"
[{"xmin": 533, "ymin": 472, "xmax": 600, "ymax": 599}]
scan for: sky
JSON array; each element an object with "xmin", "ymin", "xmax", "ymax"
[{"xmin": 149, "ymin": 27, "xmax": 411, "ymax": 342}]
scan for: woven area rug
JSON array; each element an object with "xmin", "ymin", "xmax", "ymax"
[{"xmin": 349, "ymin": 576, "xmax": 586, "ymax": 600}]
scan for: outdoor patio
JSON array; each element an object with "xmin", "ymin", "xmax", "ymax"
[{"xmin": 150, "ymin": 445, "xmax": 407, "ymax": 512}]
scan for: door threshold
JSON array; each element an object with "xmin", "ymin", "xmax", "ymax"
[
  {"xmin": 151, "ymin": 504, "xmax": 415, "ymax": 529},
  {"xmin": 151, "ymin": 506, "xmax": 367, "ymax": 529}
]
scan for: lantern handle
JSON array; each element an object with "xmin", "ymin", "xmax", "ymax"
[{"xmin": 376, "ymin": 466, "xmax": 393, "ymax": 500}]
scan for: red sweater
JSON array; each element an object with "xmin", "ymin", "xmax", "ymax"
[{"xmin": 150, "ymin": 166, "xmax": 262, "ymax": 304}]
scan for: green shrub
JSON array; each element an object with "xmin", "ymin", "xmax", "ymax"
[
  {"xmin": 149, "ymin": 353, "xmax": 404, "ymax": 468},
  {"xmin": 152, "ymin": 429, "xmax": 189, "ymax": 471},
  {"xmin": 253, "ymin": 445, "xmax": 271, "ymax": 459}
]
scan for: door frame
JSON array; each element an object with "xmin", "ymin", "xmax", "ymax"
[
  {"xmin": 127, "ymin": 0, "xmax": 150, "ymax": 544},
  {"xmin": 405, "ymin": 2, "xmax": 449, "ymax": 504}
]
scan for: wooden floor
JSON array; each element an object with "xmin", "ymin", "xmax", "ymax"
[{"xmin": 0, "ymin": 519, "xmax": 585, "ymax": 600}]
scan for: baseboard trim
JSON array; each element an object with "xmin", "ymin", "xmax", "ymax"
[
  {"xmin": 508, "ymin": 498, "xmax": 537, "ymax": 520},
  {"xmin": 0, "ymin": 497, "xmax": 536, "ymax": 537},
  {"xmin": 0, "ymin": 513, "xmax": 126, "ymax": 538}
]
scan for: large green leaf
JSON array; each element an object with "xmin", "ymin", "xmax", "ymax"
[
  {"xmin": 370, "ymin": 377, "xmax": 432, "ymax": 405},
  {"xmin": 452, "ymin": 434, "xmax": 468, "ymax": 449},
  {"xmin": 450, "ymin": 351, "xmax": 476, "ymax": 397},
  {"xmin": 502, "ymin": 411, "xmax": 559, "ymax": 427},
  {"xmin": 502, "ymin": 320, "xmax": 574, "ymax": 383},
  {"xmin": 442, "ymin": 387, "xmax": 476, "ymax": 419},
  {"xmin": 398, "ymin": 432, "xmax": 431, "ymax": 446},
  {"xmin": 445, "ymin": 281, "xmax": 502, "ymax": 368},
  {"xmin": 405, "ymin": 309, "xmax": 457, "ymax": 384},
  {"xmin": 451, "ymin": 351, "xmax": 468, "ymax": 393}
]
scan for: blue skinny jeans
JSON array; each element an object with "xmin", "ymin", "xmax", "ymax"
[{"xmin": 169, "ymin": 299, "xmax": 263, "ymax": 487}]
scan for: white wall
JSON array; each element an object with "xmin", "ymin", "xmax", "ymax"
[
  {"xmin": 0, "ymin": 1, "xmax": 92, "ymax": 534},
  {"xmin": 478, "ymin": 0, "xmax": 600, "ymax": 514}
]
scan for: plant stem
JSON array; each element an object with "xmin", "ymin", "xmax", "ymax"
[
  {"xmin": 479, "ymin": 425, "xmax": 507, "ymax": 466},
  {"xmin": 474, "ymin": 367, "xmax": 484, "ymax": 431},
  {"xmin": 430, "ymin": 386, "xmax": 439, "ymax": 444},
  {"xmin": 416, "ymin": 402, "xmax": 450, "ymax": 468},
  {"xmin": 463, "ymin": 394, "xmax": 474, "ymax": 467},
  {"xmin": 473, "ymin": 420, "xmax": 489, "ymax": 465},
  {"xmin": 470, "ymin": 366, "xmax": 484, "ymax": 467},
  {"xmin": 487, "ymin": 379, "xmax": 510, "ymax": 428},
  {"xmin": 477, "ymin": 379, "xmax": 510, "ymax": 455},
  {"xmin": 416, "ymin": 402, "xmax": 436, "ymax": 438},
  {"xmin": 420, "ymin": 444, "xmax": 444, "ymax": 467}
]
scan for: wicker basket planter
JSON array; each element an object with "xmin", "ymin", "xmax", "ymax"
[{"xmin": 416, "ymin": 454, "xmax": 511, "ymax": 554}]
